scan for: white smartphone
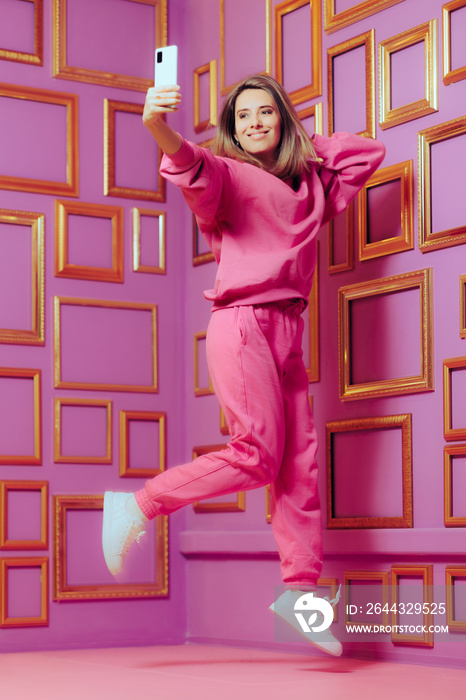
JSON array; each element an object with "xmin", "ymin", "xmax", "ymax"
[{"xmin": 154, "ymin": 45, "xmax": 178, "ymax": 87}]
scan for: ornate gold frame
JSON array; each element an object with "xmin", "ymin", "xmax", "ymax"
[
  {"xmin": 444, "ymin": 444, "xmax": 466, "ymax": 526},
  {"xmin": 194, "ymin": 331, "xmax": 214, "ymax": 396},
  {"xmin": 0, "ymin": 481, "xmax": 48, "ymax": 550},
  {"xmin": 446, "ymin": 566, "xmax": 466, "ymax": 631},
  {"xmin": 326, "ymin": 414, "xmax": 413, "ymax": 529},
  {"xmin": 0, "ymin": 556, "xmax": 48, "ymax": 627},
  {"xmin": 0, "ymin": 209, "xmax": 44, "ymax": 345},
  {"xmin": 54, "ymin": 398, "xmax": 112, "ymax": 464},
  {"xmin": 275, "ymin": 0, "xmax": 322, "ymax": 105},
  {"xmin": 192, "ymin": 444, "xmax": 245, "ymax": 512},
  {"xmin": 327, "ymin": 200, "xmax": 354, "ymax": 274},
  {"xmin": 193, "ymin": 214, "xmax": 215, "ymax": 266},
  {"xmin": 338, "ymin": 268, "xmax": 433, "ymax": 401},
  {"xmin": 194, "ymin": 60, "xmax": 218, "ymax": 133},
  {"xmin": 0, "ymin": 0, "xmax": 43, "ymax": 65},
  {"xmin": 461, "ymin": 275, "xmax": 466, "ymax": 339},
  {"xmin": 379, "ymin": 20, "xmax": 438, "ymax": 130},
  {"xmin": 0, "ymin": 368, "xmax": 41, "ymax": 465},
  {"xmin": 390, "ymin": 565, "xmax": 434, "ymax": 647},
  {"xmin": 324, "ymin": 0, "xmax": 404, "ymax": 34},
  {"xmin": 443, "ymin": 357, "xmax": 466, "ymax": 441},
  {"xmin": 133, "ymin": 208, "xmax": 166, "ymax": 274},
  {"xmin": 306, "ymin": 241, "xmax": 320, "ymax": 382},
  {"xmin": 443, "ymin": 0, "xmax": 466, "ymax": 85},
  {"xmin": 120, "ymin": 410, "xmax": 166, "ymax": 478},
  {"xmin": 358, "ymin": 160, "xmax": 414, "ymax": 260},
  {"xmin": 344, "ymin": 571, "xmax": 390, "ymax": 629}
]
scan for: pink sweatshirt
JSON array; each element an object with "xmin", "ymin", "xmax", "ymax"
[{"xmin": 160, "ymin": 133, "xmax": 385, "ymax": 309}]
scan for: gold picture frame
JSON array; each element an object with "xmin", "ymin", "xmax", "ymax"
[
  {"xmin": 120, "ymin": 410, "xmax": 166, "ymax": 478},
  {"xmin": 324, "ymin": 0, "xmax": 405, "ymax": 34},
  {"xmin": 390, "ymin": 565, "xmax": 434, "ymax": 647},
  {"xmin": 444, "ymin": 444, "xmax": 466, "ymax": 526},
  {"xmin": 344, "ymin": 571, "xmax": 390, "ymax": 629},
  {"xmin": 0, "ymin": 368, "xmax": 42, "ymax": 465},
  {"xmin": 446, "ymin": 566, "xmax": 466, "ymax": 631},
  {"xmin": 132, "ymin": 208, "xmax": 166, "ymax": 274},
  {"xmin": 327, "ymin": 200, "xmax": 355, "ymax": 274},
  {"xmin": 194, "ymin": 331, "xmax": 214, "ymax": 396},
  {"xmin": 326, "ymin": 414, "xmax": 413, "ymax": 529},
  {"xmin": 443, "ymin": 0, "xmax": 466, "ymax": 85},
  {"xmin": 0, "ymin": 0, "xmax": 43, "ymax": 65},
  {"xmin": 0, "ymin": 556, "xmax": 48, "ymax": 627},
  {"xmin": 192, "ymin": 444, "xmax": 245, "ymax": 512},
  {"xmin": 443, "ymin": 357, "xmax": 466, "ymax": 441},
  {"xmin": 193, "ymin": 214, "xmax": 215, "ymax": 266},
  {"xmin": 194, "ymin": 60, "xmax": 218, "ymax": 133},
  {"xmin": 461, "ymin": 275, "xmax": 466, "ymax": 339},
  {"xmin": 0, "ymin": 481, "xmax": 48, "ymax": 550},
  {"xmin": 338, "ymin": 268, "xmax": 434, "ymax": 401},
  {"xmin": 298, "ymin": 103, "xmax": 324, "ymax": 137},
  {"xmin": 54, "ymin": 398, "xmax": 112, "ymax": 464},
  {"xmin": 306, "ymin": 241, "xmax": 320, "ymax": 383}
]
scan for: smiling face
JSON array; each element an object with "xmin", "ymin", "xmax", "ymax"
[{"xmin": 234, "ymin": 88, "xmax": 282, "ymax": 170}]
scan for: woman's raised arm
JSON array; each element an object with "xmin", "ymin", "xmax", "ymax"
[{"xmin": 142, "ymin": 85, "xmax": 183, "ymax": 154}]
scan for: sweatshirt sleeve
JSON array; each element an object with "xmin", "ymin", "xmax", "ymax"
[{"xmin": 312, "ymin": 133, "xmax": 386, "ymax": 224}]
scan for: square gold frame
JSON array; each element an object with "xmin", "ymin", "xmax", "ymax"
[
  {"xmin": 53, "ymin": 495, "xmax": 168, "ymax": 600},
  {"xmin": 104, "ymin": 99, "xmax": 166, "ymax": 202},
  {"xmin": 275, "ymin": 0, "xmax": 322, "ymax": 105},
  {"xmin": 461, "ymin": 275, "xmax": 466, "ymax": 339},
  {"xmin": 193, "ymin": 214, "xmax": 215, "ymax": 266},
  {"xmin": 55, "ymin": 200, "xmax": 124, "ymax": 282},
  {"xmin": 306, "ymin": 241, "xmax": 320, "ymax": 383},
  {"xmin": 443, "ymin": 357, "xmax": 466, "ymax": 441},
  {"xmin": 418, "ymin": 116, "xmax": 466, "ymax": 252},
  {"xmin": 53, "ymin": 0, "xmax": 167, "ymax": 91},
  {"xmin": 327, "ymin": 30, "xmax": 376, "ymax": 138},
  {"xmin": 132, "ymin": 208, "xmax": 166, "ymax": 274},
  {"xmin": 194, "ymin": 60, "xmax": 218, "ymax": 133},
  {"xmin": 194, "ymin": 331, "xmax": 214, "ymax": 396},
  {"xmin": 192, "ymin": 444, "xmax": 245, "ymax": 512},
  {"xmin": 338, "ymin": 268, "xmax": 434, "ymax": 401},
  {"xmin": 120, "ymin": 410, "xmax": 166, "ymax": 478},
  {"xmin": 0, "ymin": 209, "xmax": 44, "ymax": 345},
  {"xmin": 0, "ymin": 481, "xmax": 48, "ymax": 550},
  {"xmin": 54, "ymin": 398, "xmax": 112, "ymax": 464},
  {"xmin": 390, "ymin": 565, "xmax": 434, "ymax": 647},
  {"xmin": 0, "ymin": 368, "xmax": 42, "ymax": 465},
  {"xmin": 0, "ymin": 556, "xmax": 48, "ymax": 627},
  {"xmin": 444, "ymin": 444, "xmax": 466, "ymax": 526},
  {"xmin": 344, "ymin": 571, "xmax": 390, "ymax": 629},
  {"xmin": 0, "ymin": 84, "xmax": 78, "ymax": 197},
  {"xmin": 358, "ymin": 160, "xmax": 414, "ymax": 261},
  {"xmin": 0, "ymin": 0, "xmax": 43, "ymax": 65},
  {"xmin": 324, "ymin": 0, "xmax": 404, "ymax": 34},
  {"xmin": 379, "ymin": 20, "xmax": 438, "ymax": 130},
  {"xmin": 327, "ymin": 200, "xmax": 354, "ymax": 274},
  {"xmin": 446, "ymin": 566, "xmax": 466, "ymax": 631},
  {"xmin": 326, "ymin": 414, "xmax": 413, "ymax": 529},
  {"xmin": 443, "ymin": 1, "xmax": 466, "ymax": 85}
]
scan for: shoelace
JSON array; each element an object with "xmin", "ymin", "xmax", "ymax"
[
  {"xmin": 323, "ymin": 584, "xmax": 342, "ymax": 609},
  {"xmin": 120, "ymin": 520, "xmax": 146, "ymax": 556}
]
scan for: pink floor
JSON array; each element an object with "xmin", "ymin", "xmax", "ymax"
[{"xmin": 2, "ymin": 644, "xmax": 466, "ymax": 700}]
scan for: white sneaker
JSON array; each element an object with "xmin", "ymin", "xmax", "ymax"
[
  {"xmin": 270, "ymin": 587, "xmax": 343, "ymax": 657},
  {"xmin": 102, "ymin": 492, "xmax": 146, "ymax": 575}
]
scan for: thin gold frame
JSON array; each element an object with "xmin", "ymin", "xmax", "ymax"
[
  {"xmin": 275, "ymin": 0, "xmax": 322, "ymax": 105},
  {"xmin": 53, "ymin": 495, "xmax": 168, "ymax": 600},
  {"xmin": 443, "ymin": 356, "xmax": 466, "ymax": 441},
  {"xmin": 344, "ymin": 571, "xmax": 390, "ymax": 629},
  {"xmin": 390, "ymin": 565, "xmax": 434, "ymax": 647},
  {"xmin": 306, "ymin": 241, "xmax": 320, "ymax": 383},
  {"xmin": 443, "ymin": 1, "xmax": 466, "ymax": 85},
  {"xmin": 192, "ymin": 444, "xmax": 245, "ymax": 512},
  {"xmin": 327, "ymin": 30, "xmax": 376, "ymax": 138},
  {"xmin": 120, "ymin": 410, "xmax": 166, "ymax": 478},
  {"xmin": 194, "ymin": 60, "xmax": 218, "ymax": 133},
  {"xmin": 326, "ymin": 414, "xmax": 413, "ymax": 529},
  {"xmin": 298, "ymin": 103, "xmax": 324, "ymax": 136},
  {"xmin": 193, "ymin": 214, "xmax": 215, "ymax": 266},
  {"xmin": 379, "ymin": 20, "xmax": 438, "ymax": 130},
  {"xmin": 446, "ymin": 566, "xmax": 466, "ymax": 631},
  {"xmin": 0, "ymin": 209, "xmax": 44, "ymax": 345},
  {"xmin": 460, "ymin": 275, "xmax": 466, "ymax": 339},
  {"xmin": 133, "ymin": 208, "xmax": 166, "ymax": 274},
  {"xmin": 0, "ymin": 556, "xmax": 48, "ymax": 627},
  {"xmin": 358, "ymin": 160, "xmax": 414, "ymax": 261},
  {"xmin": 0, "ymin": 481, "xmax": 48, "ymax": 550},
  {"xmin": 0, "ymin": 368, "xmax": 41, "ymax": 465},
  {"xmin": 444, "ymin": 444, "xmax": 466, "ymax": 526},
  {"xmin": 194, "ymin": 331, "xmax": 214, "ymax": 396},
  {"xmin": 52, "ymin": 0, "xmax": 167, "ymax": 91},
  {"xmin": 338, "ymin": 268, "xmax": 434, "ymax": 401},
  {"xmin": 327, "ymin": 200, "xmax": 354, "ymax": 274},
  {"xmin": 54, "ymin": 398, "xmax": 112, "ymax": 464},
  {"xmin": 54, "ymin": 297, "xmax": 158, "ymax": 393},
  {"xmin": 0, "ymin": 0, "xmax": 43, "ymax": 65},
  {"xmin": 324, "ymin": 0, "xmax": 404, "ymax": 34}
]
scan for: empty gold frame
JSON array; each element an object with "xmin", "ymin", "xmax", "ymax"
[
  {"xmin": 418, "ymin": 116, "xmax": 466, "ymax": 252},
  {"xmin": 194, "ymin": 331, "xmax": 214, "ymax": 396},
  {"xmin": 275, "ymin": 0, "xmax": 322, "ymax": 105},
  {"xmin": 444, "ymin": 444, "xmax": 466, "ymax": 526},
  {"xmin": 446, "ymin": 567, "xmax": 466, "ymax": 630},
  {"xmin": 326, "ymin": 414, "xmax": 413, "ymax": 529},
  {"xmin": 193, "ymin": 214, "xmax": 215, "ymax": 266},
  {"xmin": 133, "ymin": 208, "xmax": 166, "ymax": 274},
  {"xmin": 0, "ymin": 481, "xmax": 48, "ymax": 550},
  {"xmin": 338, "ymin": 268, "xmax": 433, "ymax": 401},
  {"xmin": 358, "ymin": 160, "xmax": 414, "ymax": 260},
  {"xmin": 306, "ymin": 242, "xmax": 320, "ymax": 383},
  {"xmin": 52, "ymin": 0, "xmax": 167, "ymax": 91},
  {"xmin": 0, "ymin": 84, "xmax": 78, "ymax": 197},
  {"xmin": 443, "ymin": 357, "xmax": 466, "ymax": 441},
  {"xmin": 0, "ymin": 368, "xmax": 42, "ymax": 465},
  {"xmin": 0, "ymin": 557, "xmax": 48, "ymax": 628},
  {"xmin": 327, "ymin": 200, "xmax": 354, "ymax": 274},
  {"xmin": 390, "ymin": 565, "xmax": 434, "ymax": 647},
  {"xmin": 324, "ymin": 0, "xmax": 405, "ymax": 33},
  {"xmin": 461, "ymin": 275, "xmax": 466, "ymax": 339},
  {"xmin": 55, "ymin": 200, "xmax": 124, "ymax": 282},
  {"xmin": 54, "ymin": 398, "xmax": 112, "ymax": 464},
  {"xmin": 298, "ymin": 103, "xmax": 324, "ymax": 136},
  {"xmin": 192, "ymin": 444, "xmax": 245, "ymax": 512},
  {"xmin": 0, "ymin": 209, "xmax": 44, "ymax": 345},
  {"xmin": 53, "ymin": 495, "xmax": 168, "ymax": 600},
  {"xmin": 344, "ymin": 572, "xmax": 390, "ymax": 629},
  {"xmin": 194, "ymin": 60, "xmax": 218, "ymax": 133},
  {"xmin": 120, "ymin": 410, "xmax": 166, "ymax": 478},
  {"xmin": 443, "ymin": 1, "xmax": 466, "ymax": 85},
  {"xmin": 327, "ymin": 30, "xmax": 376, "ymax": 138},
  {"xmin": 0, "ymin": 0, "xmax": 43, "ymax": 65}
]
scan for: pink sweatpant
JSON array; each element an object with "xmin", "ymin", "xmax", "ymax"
[{"xmin": 135, "ymin": 301, "xmax": 322, "ymax": 587}]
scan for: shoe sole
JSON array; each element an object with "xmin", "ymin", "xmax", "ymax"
[{"xmin": 269, "ymin": 600, "xmax": 342, "ymax": 657}]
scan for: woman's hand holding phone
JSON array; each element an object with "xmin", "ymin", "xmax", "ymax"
[{"xmin": 142, "ymin": 86, "xmax": 183, "ymax": 154}]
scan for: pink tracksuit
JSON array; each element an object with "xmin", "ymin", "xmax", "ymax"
[{"xmin": 136, "ymin": 133, "xmax": 386, "ymax": 588}]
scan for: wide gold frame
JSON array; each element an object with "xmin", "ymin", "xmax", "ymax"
[
  {"xmin": 54, "ymin": 398, "xmax": 112, "ymax": 464},
  {"xmin": 327, "ymin": 30, "xmax": 376, "ymax": 138},
  {"xmin": 52, "ymin": 0, "xmax": 167, "ymax": 91},
  {"xmin": 0, "ymin": 368, "xmax": 42, "ymax": 465},
  {"xmin": 0, "ymin": 481, "xmax": 48, "ymax": 550},
  {"xmin": 133, "ymin": 208, "xmax": 166, "ymax": 274},
  {"xmin": 0, "ymin": 556, "xmax": 48, "ymax": 627},
  {"xmin": 338, "ymin": 268, "xmax": 433, "ymax": 401},
  {"xmin": 193, "ymin": 214, "xmax": 215, "ymax": 266},
  {"xmin": 444, "ymin": 444, "xmax": 466, "ymax": 526},
  {"xmin": 120, "ymin": 410, "xmax": 166, "ymax": 478},
  {"xmin": 0, "ymin": 83, "xmax": 78, "ymax": 197},
  {"xmin": 0, "ymin": 209, "xmax": 44, "ymax": 345},
  {"xmin": 275, "ymin": 0, "xmax": 322, "ymax": 105},
  {"xmin": 328, "ymin": 201, "xmax": 354, "ymax": 274},
  {"xmin": 446, "ymin": 566, "xmax": 466, "ymax": 631},
  {"xmin": 390, "ymin": 564, "xmax": 434, "ymax": 647},
  {"xmin": 194, "ymin": 60, "xmax": 218, "ymax": 133},
  {"xmin": 461, "ymin": 275, "xmax": 466, "ymax": 339},
  {"xmin": 54, "ymin": 297, "xmax": 158, "ymax": 393},
  {"xmin": 192, "ymin": 444, "xmax": 245, "ymax": 512},
  {"xmin": 324, "ymin": 0, "xmax": 404, "ymax": 34},
  {"xmin": 358, "ymin": 160, "xmax": 414, "ymax": 261},
  {"xmin": 418, "ymin": 116, "xmax": 466, "ymax": 252},
  {"xmin": 344, "ymin": 571, "xmax": 390, "ymax": 629},
  {"xmin": 443, "ymin": 0, "xmax": 466, "ymax": 85},
  {"xmin": 194, "ymin": 331, "xmax": 214, "ymax": 396},
  {"xmin": 326, "ymin": 414, "xmax": 413, "ymax": 529},
  {"xmin": 0, "ymin": 0, "xmax": 43, "ymax": 65},
  {"xmin": 443, "ymin": 356, "xmax": 466, "ymax": 441},
  {"xmin": 306, "ymin": 242, "xmax": 320, "ymax": 383}
]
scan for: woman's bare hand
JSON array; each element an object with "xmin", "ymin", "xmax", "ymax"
[{"xmin": 143, "ymin": 86, "xmax": 181, "ymax": 128}]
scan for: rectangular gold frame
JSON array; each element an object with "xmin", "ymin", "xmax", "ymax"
[
  {"xmin": 275, "ymin": 0, "xmax": 322, "ymax": 105},
  {"xmin": 120, "ymin": 410, "xmax": 166, "ymax": 478},
  {"xmin": 298, "ymin": 103, "xmax": 324, "ymax": 136},
  {"xmin": 104, "ymin": 99, "xmax": 166, "ymax": 202},
  {"xmin": 443, "ymin": 356, "xmax": 466, "ymax": 441},
  {"xmin": 194, "ymin": 331, "xmax": 214, "ymax": 396},
  {"xmin": 0, "ymin": 368, "xmax": 41, "ymax": 465},
  {"xmin": 133, "ymin": 208, "xmax": 166, "ymax": 274},
  {"xmin": 54, "ymin": 398, "xmax": 112, "ymax": 464},
  {"xmin": 193, "ymin": 214, "xmax": 215, "ymax": 266},
  {"xmin": 0, "ymin": 83, "xmax": 78, "ymax": 197},
  {"xmin": 326, "ymin": 414, "xmax": 413, "ymax": 529},
  {"xmin": 0, "ymin": 481, "xmax": 48, "ymax": 550},
  {"xmin": 324, "ymin": 0, "xmax": 404, "ymax": 34},
  {"xmin": 327, "ymin": 200, "xmax": 354, "ymax": 274},
  {"xmin": 306, "ymin": 241, "xmax": 320, "ymax": 383},
  {"xmin": 344, "ymin": 571, "xmax": 390, "ymax": 629},
  {"xmin": 327, "ymin": 30, "xmax": 376, "ymax": 138},
  {"xmin": 444, "ymin": 444, "xmax": 466, "ymax": 526},
  {"xmin": 0, "ymin": 0, "xmax": 43, "ymax": 65},
  {"xmin": 192, "ymin": 444, "xmax": 245, "ymax": 512},
  {"xmin": 54, "ymin": 296, "xmax": 158, "ymax": 393},
  {"xmin": 379, "ymin": 20, "xmax": 438, "ymax": 130},
  {"xmin": 446, "ymin": 566, "xmax": 466, "ymax": 631},
  {"xmin": 52, "ymin": 0, "xmax": 167, "ymax": 91},
  {"xmin": 0, "ymin": 556, "xmax": 48, "ymax": 627},
  {"xmin": 390, "ymin": 565, "xmax": 434, "ymax": 647},
  {"xmin": 461, "ymin": 275, "xmax": 466, "ymax": 339},
  {"xmin": 358, "ymin": 160, "xmax": 414, "ymax": 260},
  {"xmin": 443, "ymin": 0, "xmax": 466, "ymax": 85},
  {"xmin": 0, "ymin": 209, "xmax": 44, "ymax": 345},
  {"xmin": 418, "ymin": 116, "xmax": 466, "ymax": 252},
  {"xmin": 55, "ymin": 200, "xmax": 124, "ymax": 282},
  {"xmin": 338, "ymin": 268, "xmax": 433, "ymax": 401},
  {"xmin": 194, "ymin": 60, "xmax": 218, "ymax": 133}
]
